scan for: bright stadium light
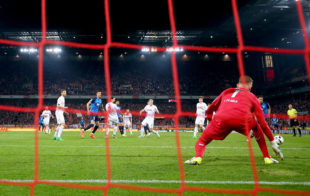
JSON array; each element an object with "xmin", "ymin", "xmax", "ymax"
[
  {"xmin": 141, "ymin": 47, "xmax": 150, "ymax": 52},
  {"xmin": 46, "ymin": 47, "xmax": 62, "ymax": 54},
  {"xmin": 20, "ymin": 47, "xmax": 38, "ymax": 53},
  {"xmin": 166, "ymin": 47, "xmax": 184, "ymax": 53}
]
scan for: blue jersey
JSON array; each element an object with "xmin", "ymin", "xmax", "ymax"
[
  {"xmin": 272, "ymin": 118, "xmax": 278, "ymax": 125},
  {"xmin": 80, "ymin": 119, "xmax": 84, "ymax": 126},
  {"xmin": 39, "ymin": 116, "xmax": 43, "ymax": 124},
  {"xmin": 261, "ymin": 102, "xmax": 270, "ymax": 115},
  {"xmin": 117, "ymin": 106, "xmax": 123, "ymax": 122},
  {"xmin": 89, "ymin": 97, "xmax": 103, "ymax": 113}
]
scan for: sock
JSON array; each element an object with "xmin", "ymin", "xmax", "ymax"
[
  {"xmin": 92, "ymin": 125, "xmax": 99, "ymax": 134},
  {"xmin": 84, "ymin": 124, "xmax": 94, "ymax": 132},
  {"xmin": 57, "ymin": 125, "xmax": 64, "ymax": 138},
  {"xmin": 140, "ymin": 127, "xmax": 144, "ymax": 136},
  {"xmin": 293, "ymin": 128, "xmax": 296, "ymax": 136},
  {"xmin": 113, "ymin": 126, "xmax": 117, "ymax": 136},
  {"xmin": 144, "ymin": 127, "xmax": 148, "ymax": 135},
  {"xmin": 252, "ymin": 125, "xmax": 270, "ymax": 158},
  {"xmin": 120, "ymin": 127, "xmax": 124, "ymax": 135},
  {"xmin": 130, "ymin": 128, "xmax": 132, "ymax": 134},
  {"xmin": 195, "ymin": 137, "xmax": 212, "ymax": 158},
  {"xmin": 54, "ymin": 126, "xmax": 59, "ymax": 137},
  {"xmin": 194, "ymin": 127, "xmax": 198, "ymax": 137},
  {"xmin": 298, "ymin": 128, "xmax": 302, "ymax": 136},
  {"xmin": 106, "ymin": 127, "xmax": 109, "ymax": 136}
]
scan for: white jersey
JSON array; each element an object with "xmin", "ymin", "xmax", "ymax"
[
  {"xmin": 196, "ymin": 102, "xmax": 208, "ymax": 118},
  {"xmin": 42, "ymin": 110, "xmax": 52, "ymax": 121},
  {"xmin": 105, "ymin": 102, "xmax": 118, "ymax": 119},
  {"xmin": 144, "ymin": 105, "xmax": 159, "ymax": 119},
  {"xmin": 123, "ymin": 112, "xmax": 132, "ymax": 123},
  {"xmin": 56, "ymin": 96, "xmax": 65, "ymax": 113}
]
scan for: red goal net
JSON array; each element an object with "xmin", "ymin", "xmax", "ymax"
[{"xmin": 0, "ymin": 0, "xmax": 309, "ymax": 195}]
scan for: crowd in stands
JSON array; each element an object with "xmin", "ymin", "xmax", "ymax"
[{"xmin": 0, "ymin": 94, "xmax": 309, "ymax": 129}]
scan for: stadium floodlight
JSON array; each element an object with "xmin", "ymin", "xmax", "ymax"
[
  {"xmin": 20, "ymin": 47, "xmax": 38, "ymax": 53},
  {"xmin": 46, "ymin": 47, "xmax": 62, "ymax": 54},
  {"xmin": 166, "ymin": 47, "xmax": 184, "ymax": 53},
  {"xmin": 141, "ymin": 47, "xmax": 150, "ymax": 52},
  {"xmin": 150, "ymin": 47, "xmax": 157, "ymax": 52}
]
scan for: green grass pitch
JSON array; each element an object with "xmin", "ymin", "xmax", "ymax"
[{"xmin": 0, "ymin": 131, "xmax": 309, "ymax": 195}]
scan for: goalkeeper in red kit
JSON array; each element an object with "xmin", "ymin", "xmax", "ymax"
[{"xmin": 185, "ymin": 76, "xmax": 284, "ymax": 165}]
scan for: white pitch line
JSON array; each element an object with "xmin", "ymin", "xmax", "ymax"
[
  {"xmin": 0, "ymin": 145, "xmax": 309, "ymax": 150},
  {"xmin": 4, "ymin": 179, "xmax": 310, "ymax": 186}
]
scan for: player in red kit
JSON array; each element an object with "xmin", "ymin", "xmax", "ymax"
[{"xmin": 185, "ymin": 76, "xmax": 283, "ymax": 165}]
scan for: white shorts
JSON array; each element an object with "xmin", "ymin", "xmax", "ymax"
[
  {"xmin": 124, "ymin": 121, "xmax": 131, "ymax": 128},
  {"xmin": 195, "ymin": 116, "xmax": 205, "ymax": 125},
  {"xmin": 43, "ymin": 118, "xmax": 50, "ymax": 126},
  {"xmin": 142, "ymin": 117, "xmax": 154, "ymax": 129},
  {"xmin": 109, "ymin": 116, "xmax": 119, "ymax": 127},
  {"xmin": 56, "ymin": 111, "xmax": 65, "ymax": 124}
]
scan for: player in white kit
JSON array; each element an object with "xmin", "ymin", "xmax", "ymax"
[
  {"xmin": 53, "ymin": 89, "xmax": 68, "ymax": 141},
  {"xmin": 139, "ymin": 99, "xmax": 160, "ymax": 138},
  {"xmin": 193, "ymin": 96, "xmax": 208, "ymax": 139},
  {"xmin": 123, "ymin": 109, "xmax": 133, "ymax": 135},
  {"xmin": 41, "ymin": 106, "xmax": 54, "ymax": 134},
  {"xmin": 105, "ymin": 97, "xmax": 119, "ymax": 138}
]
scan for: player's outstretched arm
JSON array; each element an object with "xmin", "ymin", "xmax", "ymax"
[
  {"xmin": 206, "ymin": 92, "xmax": 223, "ymax": 121},
  {"xmin": 253, "ymin": 98, "xmax": 274, "ymax": 142}
]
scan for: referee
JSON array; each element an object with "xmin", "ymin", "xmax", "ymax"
[{"xmin": 287, "ymin": 104, "xmax": 302, "ymax": 137}]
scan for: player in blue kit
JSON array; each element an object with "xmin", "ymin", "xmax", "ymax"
[
  {"xmin": 258, "ymin": 96, "xmax": 271, "ymax": 120},
  {"xmin": 80, "ymin": 91, "xmax": 104, "ymax": 139},
  {"xmin": 116, "ymin": 100, "xmax": 126, "ymax": 136},
  {"xmin": 39, "ymin": 116, "xmax": 44, "ymax": 132},
  {"xmin": 80, "ymin": 117, "xmax": 85, "ymax": 129},
  {"xmin": 271, "ymin": 114, "xmax": 279, "ymax": 134},
  {"xmin": 250, "ymin": 96, "xmax": 271, "ymax": 138}
]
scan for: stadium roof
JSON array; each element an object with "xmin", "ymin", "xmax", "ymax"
[{"xmin": 0, "ymin": 0, "xmax": 309, "ymax": 48}]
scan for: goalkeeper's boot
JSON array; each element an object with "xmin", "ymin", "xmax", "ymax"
[
  {"xmin": 90, "ymin": 133, "xmax": 96, "ymax": 139},
  {"xmin": 264, "ymin": 157, "xmax": 279, "ymax": 164},
  {"xmin": 122, "ymin": 134, "xmax": 127, "ymax": 137},
  {"xmin": 56, "ymin": 137, "xmax": 64, "ymax": 141},
  {"xmin": 192, "ymin": 136, "xmax": 197, "ymax": 139},
  {"xmin": 80, "ymin": 130, "xmax": 84, "ymax": 138},
  {"xmin": 52, "ymin": 136, "xmax": 57, "ymax": 140},
  {"xmin": 271, "ymin": 140, "xmax": 284, "ymax": 160},
  {"xmin": 184, "ymin": 157, "xmax": 202, "ymax": 165}
]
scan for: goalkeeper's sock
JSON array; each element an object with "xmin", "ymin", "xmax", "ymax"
[
  {"xmin": 253, "ymin": 126, "xmax": 270, "ymax": 158},
  {"xmin": 195, "ymin": 137, "xmax": 212, "ymax": 158},
  {"xmin": 92, "ymin": 125, "xmax": 99, "ymax": 134},
  {"xmin": 292, "ymin": 128, "xmax": 296, "ymax": 136},
  {"xmin": 298, "ymin": 128, "xmax": 302, "ymax": 136},
  {"xmin": 84, "ymin": 124, "xmax": 94, "ymax": 132},
  {"xmin": 193, "ymin": 127, "xmax": 198, "ymax": 137},
  {"xmin": 57, "ymin": 125, "xmax": 64, "ymax": 138}
]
